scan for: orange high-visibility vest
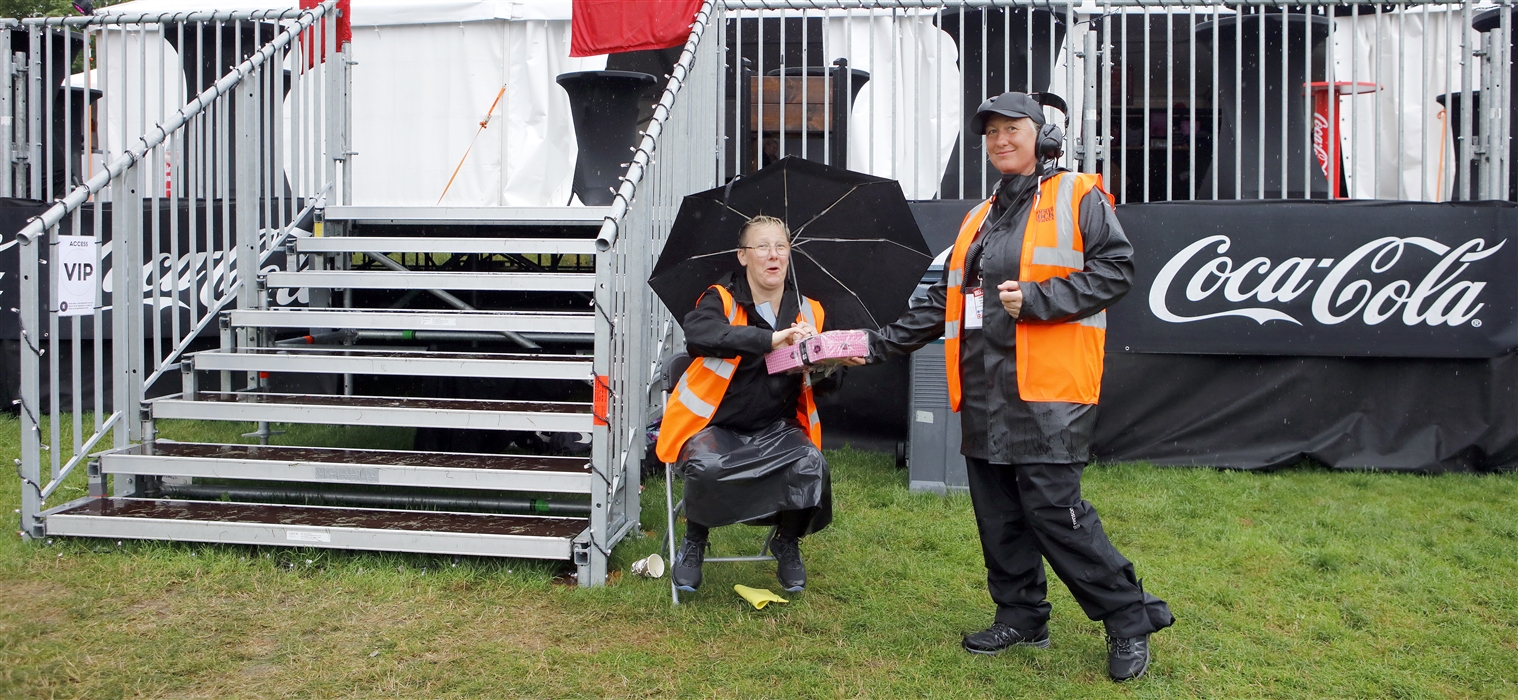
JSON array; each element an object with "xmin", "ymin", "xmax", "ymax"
[
  {"xmin": 654, "ymin": 285, "xmax": 826, "ymax": 463},
  {"xmin": 943, "ymin": 171, "xmax": 1110, "ymax": 408}
]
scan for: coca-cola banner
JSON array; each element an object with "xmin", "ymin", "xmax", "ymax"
[{"xmin": 1108, "ymin": 200, "xmax": 1518, "ymax": 358}]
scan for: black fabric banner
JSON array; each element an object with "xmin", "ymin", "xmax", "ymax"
[
  {"xmin": 1108, "ymin": 200, "xmax": 1518, "ymax": 358},
  {"xmin": 1093, "ymin": 352, "xmax": 1518, "ymax": 473}
]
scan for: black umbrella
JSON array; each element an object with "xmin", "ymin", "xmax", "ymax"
[{"xmin": 649, "ymin": 157, "xmax": 932, "ymax": 330}]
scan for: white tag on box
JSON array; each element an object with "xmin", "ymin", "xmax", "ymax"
[{"xmin": 964, "ymin": 289, "xmax": 984, "ymax": 330}]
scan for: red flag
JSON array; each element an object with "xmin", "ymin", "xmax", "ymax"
[
  {"xmin": 299, "ymin": 0, "xmax": 352, "ymax": 67},
  {"xmin": 570, "ymin": 0, "xmax": 702, "ymax": 58}
]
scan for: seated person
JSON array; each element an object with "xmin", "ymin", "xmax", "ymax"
[{"xmin": 654, "ymin": 214, "xmax": 860, "ymax": 593}]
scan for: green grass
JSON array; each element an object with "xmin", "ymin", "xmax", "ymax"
[{"xmin": 1, "ymin": 415, "xmax": 1515, "ymax": 698}]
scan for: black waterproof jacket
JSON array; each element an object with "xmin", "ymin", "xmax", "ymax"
[
  {"xmin": 683, "ymin": 272, "xmax": 842, "ymax": 434},
  {"xmin": 868, "ymin": 169, "xmax": 1135, "ymax": 464}
]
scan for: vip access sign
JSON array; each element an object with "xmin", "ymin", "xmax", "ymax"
[
  {"xmin": 55, "ymin": 235, "xmax": 98, "ymax": 317},
  {"xmin": 1107, "ymin": 201, "xmax": 1518, "ymax": 358}
]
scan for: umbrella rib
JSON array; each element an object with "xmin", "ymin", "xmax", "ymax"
[
  {"xmin": 788, "ymin": 183, "xmax": 867, "ymax": 241},
  {"xmin": 793, "ymin": 237, "xmax": 934, "ymax": 258},
  {"xmin": 791, "ymin": 246, "xmax": 881, "ymax": 329},
  {"xmin": 682, "ymin": 248, "xmax": 742, "ymax": 261},
  {"xmin": 695, "ymin": 193, "xmax": 754, "ymax": 221}
]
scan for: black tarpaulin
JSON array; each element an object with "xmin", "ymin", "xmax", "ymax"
[
  {"xmin": 1094, "ymin": 347, "xmax": 1518, "ymax": 473},
  {"xmin": 677, "ymin": 420, "xmax": 832, "ymax": 533}
]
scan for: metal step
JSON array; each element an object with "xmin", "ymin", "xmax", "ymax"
[
  {"xmin": 43, "ymin": 497, "xmax": 586, "ymax": 559},
  {"xmin": 264, "ymin": 270, "xmax": 595, "ymax": 292},
  {"xmin": 97, "ymin": 442, "xmax": 593, "ymax": 493},
  {"xmin": 323, "ymin": 205, "xmax": 611, "ymax": 226},
  {"xmin": 191, "ymin": 348, "xmax": 592, "ymax": 380},
  {"xmin": 151, "ymin": 393, "xmax": 594, "ymax": 432},
  {"xmin": 296, "ymin": 236, "xmax": 596, "ymax": 255},
  {"xmin": 230, "ymin": 308, "xmax": 594, "ymax": 334}
]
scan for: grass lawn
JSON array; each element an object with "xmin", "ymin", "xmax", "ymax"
[{"xmin": 0, "ymin": 415, "xmax": 1515, "ymax": 698}]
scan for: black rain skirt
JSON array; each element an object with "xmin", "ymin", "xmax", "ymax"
[{"xmin": 677, "ymin": 419, "xmax": 832, "ymax": 534}]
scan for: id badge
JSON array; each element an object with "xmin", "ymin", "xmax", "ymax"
[{"xmin": 964, "ymin": 288, "xmax": 984, "ymax": 330}]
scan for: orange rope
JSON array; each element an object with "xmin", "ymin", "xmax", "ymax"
[
  {"xmin": 437, "ymin": 85, "xmax": 508, "ymax": 205},
  {"xmin": 1436, "ymin": 108, "xmax": 1448, "ymax": 202}
]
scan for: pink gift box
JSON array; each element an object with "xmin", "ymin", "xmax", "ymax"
[{"xmin": 765, "ymin": 329, "xmax": 869, "ymax": 374}]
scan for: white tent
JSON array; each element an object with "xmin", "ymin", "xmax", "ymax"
[{"xmin": 100, "ymin": 0, "xmax": 605, "ymax": 207}]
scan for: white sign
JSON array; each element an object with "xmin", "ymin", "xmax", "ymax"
[{"xmin": 55, "ymin": 236, "xmax": 98, "ymax": 317}]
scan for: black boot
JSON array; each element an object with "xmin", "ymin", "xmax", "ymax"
[
  {"xmin": 672, "ymin": 534, "xmax": 707, "ymax": 592},
  {"xmin": 1107, "ymin": 634, "xmax": 1151, "ymax": 681},
  {"xmin": 768, "ymin": 535, "xmax": 806, "ymax": 592},
  {"xmin": 961, "ymin": 622, "xmax": 1050, "ymax": 654}
]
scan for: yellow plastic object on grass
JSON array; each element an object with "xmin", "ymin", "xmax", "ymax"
[{"xmin": 733, "ymin": 584, "xmax": 789, "ymax": 610}]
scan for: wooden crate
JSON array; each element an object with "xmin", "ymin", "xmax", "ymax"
[{"xmin": 748, "ymin": 76, "xmax": 832, "ymax": 132}]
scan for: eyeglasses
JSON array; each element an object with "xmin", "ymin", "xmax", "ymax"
[{"xmin": 739, "ymin": 243, "xmax": 791, "ymax": 256}]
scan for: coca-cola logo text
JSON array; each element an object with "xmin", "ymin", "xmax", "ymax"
[{"xmin": 1149, "ymin": 235, "xmax": 1505, "ymax": 328}]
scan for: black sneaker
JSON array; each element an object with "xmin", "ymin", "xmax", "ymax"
[
  {"xmin": 1107, "ymin": 634, "xmax": 1151, "ymax": 681},
  {"xmin": 769, "ymin": 536, "xmax": 806, "ymax": 592},
  {"xmin": 672, "ymin": 535, "xmax": 707, "ymax": 592},
  {"xmin": 961, "ymin": 622, "xmax": 1051, "ymax": 655}
]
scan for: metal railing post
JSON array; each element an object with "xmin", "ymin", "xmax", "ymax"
[
  {"xmin": 237, "ymin": 59, "xmax": 262, "ymax": 394},
  {"xmin": 1082, "ymin": 28, "xmax": 1097, "ymax": 173},
  {"xmin": 17, "ymin": 232, "xmax": 43, "ymax": 538}
]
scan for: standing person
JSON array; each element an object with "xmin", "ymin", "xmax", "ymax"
[
  {"xmin": 867, "ymin": 93, "xmax": 1173, "ymax": 681},
  {"xmin": 656, "ymin": 215, "xmax": 862, "ymax": 594}
]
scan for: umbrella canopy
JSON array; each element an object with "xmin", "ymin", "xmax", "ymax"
[{"xmin": 650, "ymin": 157, "xmax": 932, "ymax": 330}]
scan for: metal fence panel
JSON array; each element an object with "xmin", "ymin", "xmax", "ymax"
[
  {"xmin": 720, "ymin": 0, "xmax": 1513, "ymax": 207},
  {"xmin": 14, "ymin": 4, "xmax": 341, "ymax": 537}
]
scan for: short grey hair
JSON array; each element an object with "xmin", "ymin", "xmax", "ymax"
[{"xmin": 738, "ymin": 215, "xmax": 789, "ymax": 247}]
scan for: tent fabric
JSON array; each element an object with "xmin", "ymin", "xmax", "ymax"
[
  {"xmin": 569, "ymin": 0, "xmax": 702, "ymax": 57},
  {"xmin": 351, "ymin": 19, "xmax": 604, "ymax": 206},
  {"xmin": 103, "ymin": 0, "xmax": 605, "ymax": 207},
  {"xmin": 822, "ymin": 10, "xmax": 961, "ymax": 200},
  {"xmin": 1332, "ymin": 9, "xmax": 1478, "ymax": 202}
]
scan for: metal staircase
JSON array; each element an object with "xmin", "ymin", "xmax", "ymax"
[
  {"xmin": 15, "ymin": 0, "xmax": 723, "ymax": 585},
  {"xmin": 50, "ymin": 205, "xmax": 614, "ymax": 577}
]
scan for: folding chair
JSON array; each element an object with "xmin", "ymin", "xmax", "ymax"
[{"xmin": 659, "ymin": 351, "xmax": 776, "ymax": 605}]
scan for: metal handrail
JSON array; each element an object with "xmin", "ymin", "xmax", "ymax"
[
  {"xmin": 594, "ymin": 0, "xmax": 719, "ymax": 251},
  {"xmin": 16, "ymin": 1, "xmax": 335, "ymax": 244},
  {"xmin": 724, "ymin": 0, "xmax": 1514, "ymax": 8},
  {"xmin": 24, "ymin": 8, "xmax": 315, "ymax": 27}
]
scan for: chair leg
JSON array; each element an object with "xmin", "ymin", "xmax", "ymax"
[
  {"xmin": 665, "ymin": 460, "xmax": 680, "ymax": 606},
  {"xmin": 760, "ymin": 525, "xmax": 777, "ymax": 557}
]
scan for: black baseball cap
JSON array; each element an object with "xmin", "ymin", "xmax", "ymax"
[{"xmin": 969, "ymin": 92, "xmax": 1047, "ymax": 135}]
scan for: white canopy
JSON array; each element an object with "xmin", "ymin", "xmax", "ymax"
[{"xmin": 102, "ymin": 0, "xmax": 602, "ymax": 206}]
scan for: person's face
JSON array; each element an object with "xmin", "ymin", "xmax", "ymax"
[
  {"xmin": 736, "ymin": 223, "xmax": 790, "ymax": 294},
  {"xmin": 985, "ymin": 114, "xmax": 1039, "ymax": 176}
]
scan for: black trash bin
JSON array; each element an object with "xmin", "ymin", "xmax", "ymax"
[
  {"xmin": 1195, "ymin": 12, "xmax": 1331, "ymax": 199},
  {"xmin": 18, "ymin": 30, "xmax": 90, "ymax": 198},
  {"xmin": 555, "ymin": 70, "xmax": 659, "ymax": 206},
  {"xmin": 938, "ymin": 7, "xmax": 1066, "ymax": 199}
]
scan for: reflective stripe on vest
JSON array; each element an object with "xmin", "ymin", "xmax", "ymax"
[
  {"xmin": 943, "ymin": 172, "xmax": 1109, "ymax": 408},
  {"xmin": 654, "ymin": 285, "xmax": 827, "ymax": 462}
]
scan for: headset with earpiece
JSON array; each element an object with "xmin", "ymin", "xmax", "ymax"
[{"xmin": 1029, "ymin": 92, "xmax": 1069, "ymax": 162}]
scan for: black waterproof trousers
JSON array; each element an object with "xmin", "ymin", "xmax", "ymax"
[{"xmin": 966, "ymin": 458, "xmax": 1174, "ymax": 637}]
